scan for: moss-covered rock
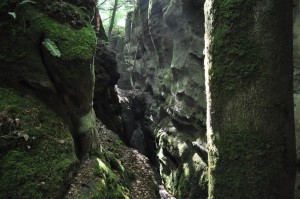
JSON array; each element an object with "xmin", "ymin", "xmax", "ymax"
[
  {"xmin": 30, "ymin": 9, "xmax": 96, "ymax": 61},
  {"xmin": 119, "ymin": 0, "xmax": 208, "ymax": 197},
  {"xmin": 0, "ymin": 0, "xmax": 96, "ymax": 61},
  {"xmin": 0, "ymin": 0, "xmax": 99, "ymax": 159},
  {"xmin": 0, "ymin": 87, "xmax": 78, "ymax": 199},
  {"xmin": 65, "ymin": 148, "xmax": 132, "ymax": 199},
  {"xmin": 157, "ymin": 129, "xmax": 208, "ymax": 199},
  {"xmin": 92, "ymin": 153, "xmax": 131, "ymax": 199}
]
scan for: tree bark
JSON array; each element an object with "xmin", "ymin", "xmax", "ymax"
[
  {"xmin": 204, "ymin": 1, "xmax": 296, "ymax": 198},
  {"xmin": 108, "ymin": 0, "xmax": 119, "ymax": 39}
]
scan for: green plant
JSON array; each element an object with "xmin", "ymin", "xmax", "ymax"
[
  {"xmin": 8, "ymin": 12, "xmax": 16, "ymax": 19},
  {"xmin": 42, "ymin": 38, "xmax": 61, "ymax": 57},
  {"xmin": 20, "ymin": 0, "xmax": 35, "ymax": 5},
  {"xmin": 7, "ymin": 0, "xmax": 36, "ymax": 19},
  {"xmin": 113, "ymin": 137, "xmax": 123, "ymax": 145}
]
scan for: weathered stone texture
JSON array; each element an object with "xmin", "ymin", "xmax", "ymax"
[{"xmin": 118, "ymin": 0, "xmax": 208, "ymax": 198}]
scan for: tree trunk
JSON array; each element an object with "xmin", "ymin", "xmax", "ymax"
[
  {"xmin": 108, "ymin": 0, "xmax": 119, "ymax": 39},
  {"xmin": 204, "ymin": 1, "xmax": 296, "ymax": 198}
]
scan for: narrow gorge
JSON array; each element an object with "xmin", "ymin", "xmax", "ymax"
[{"xmin": 0, "ymin": 0, "xmax": 299, "ymax": 199}]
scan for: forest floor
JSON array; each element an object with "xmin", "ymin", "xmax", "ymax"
[{"xmin": 65, "ymin": 122, "xmax": 176, "ymax": 199}]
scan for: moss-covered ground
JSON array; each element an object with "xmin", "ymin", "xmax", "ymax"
[
  {"xmin": 91, "ymin": 150, "xmax": 131, "ymax": 199},
  {"xmin": 65, "ymin": 123, "xmax": 160, "ymax": 199},
  {"xmin": 0, "ymin": 87, "xmax": 78, "ymax": 199}
]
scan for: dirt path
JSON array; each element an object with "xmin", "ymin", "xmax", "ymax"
[{"xmin": 65, "ymin": 122, "xmax": 176, "ymax": 199}]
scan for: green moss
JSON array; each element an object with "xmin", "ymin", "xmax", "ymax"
[
  {"xmin": 0, "ymin": 0, "xmax": 27, "ymax": 62},
  {"xmin": 113, "ymin": 137, "xmax": 124, "ymax": 146},
  {"xmin": 96, "ymin": 158, "xmax": 118, "ymax": 181},
  {"xmin": 42, "ymin": 1, "xmax": 91, "ymax": 28},
  {"xmin": 108, "ymin": 155, "xmax": 125, "ymax": 174},
  {"xmin": 91, "ymin": 152, "xmax": 130, "ymax": 199},
  {"xmin": 208, "ymin": 125, "xmax": 283, "ymax": 199},
  {"xmin": 157, "ymin": 131, "xmax": 208, "ymax": 198},
  {"xmin": 210, "ymin": 0, "xmax": 261, "ymax": 96},
  {"xmin": 0, "ymin": 87, "xmax": 78, "ymax": 199},
  {"xmin": 26, "ymin": 7, "xmax": 96, "ymax": 60},
  {"xmin": 175, "ymin": 155, "xmax": 207, "ymax": 199},
  {"xmin": 79, "ymin": 110, "xmax": 96, "ymax": 133},
  {"xmin": 0, "ymin": 1, "xmax": 96, "ymax": 62}
]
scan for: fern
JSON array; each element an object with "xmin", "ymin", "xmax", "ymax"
[
  {"xmin": 20, "ymin": 0, "xmax": 36, "ymax": 5},
  {"xmin": 42, "ymin": 39, "xmax": 61, "ymax": 57},
  {"xmin": 8, "ymin": 12, "xmax": 16, "ymax": 19}
]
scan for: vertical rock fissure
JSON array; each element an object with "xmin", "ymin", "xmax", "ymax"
[{"xmin": 114, "ymin": 0, "xmax": 208, "ymax": 198}]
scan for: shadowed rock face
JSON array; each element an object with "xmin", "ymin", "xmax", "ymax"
[
  {"xmin": 118, "ymin": 0, "xmax": 208, "ymax": 198},
  {"xmin": 93, "ymin": 43, "xmax": 123, "ymax": 134},
  {"xmin": 0, "ymin": 0, "xmax": 121, "ymax": 159},
  {"xmin": 294, "ymin": 1, "xmax": 300, "ymax": 197},
  {"xmin": 294, "ymin": 2, "xmax": 300, "ymax": 159}
]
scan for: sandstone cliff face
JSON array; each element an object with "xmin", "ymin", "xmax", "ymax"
[
  {"xmin": 0, "ymin": 0, "xmax": 121, "ymax": 159},
  {"xmin": 0, "ymin": 0, "xmax": 123, "ymax": 197},
  {"xmin": 94, "ymin": 43, "xmax": 123, "ymax": 134},
  {"xmin": 118, "ymin": 0, "xmax": 208, "ymax": 198}
]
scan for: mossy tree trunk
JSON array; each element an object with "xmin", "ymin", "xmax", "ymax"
[{"xmin": 204, "ymin": 1, "xmax": 296, "ymax": 198}]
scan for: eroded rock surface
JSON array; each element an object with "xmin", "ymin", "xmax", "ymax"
[
  {"xmin": 294, "ymin": 1, "xmax": 300, "ymax": 197},
  {"xmin": 0, "ymin": 0, "xmax": 122, "ymax": 160},
  {"xmin": 117, "ymin": 0, "xmax": 208, "ymax": 198},
  {"xmin": 294, "ymin": 0, "xmax": 300, "ymax": 162},
  {"xmin": 94, "ymin": 43, "xmax": 123, "ymax": 134},
  {"xmin": 0, "ymin": 0, "xmax": 100, "ymax": 159}
]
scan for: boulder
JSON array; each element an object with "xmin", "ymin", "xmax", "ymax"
[{"xmin": 0, "ymin": 0, "xmax": 99, "ymax": 159}]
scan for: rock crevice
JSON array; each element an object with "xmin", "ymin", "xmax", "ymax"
[{"xmin": 116, "ymin": 0, "xmax": 208, "ymax": 198}]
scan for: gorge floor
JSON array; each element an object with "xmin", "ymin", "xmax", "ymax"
[{"xmin": 65, "ymin": 122, "xmax": 176, "ymax": 199}]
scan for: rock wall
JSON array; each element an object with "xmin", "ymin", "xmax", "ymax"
[
  {"xmin": 294, "ymin": 0, "xmax": 300, "ymax": 197},
  {"xmin": 0, "ymin": 0, "xmax": 121, "ymax": 158},
  {"xmin": 118, "ymin": 0, "xmax": 208, "ymax": 198},
  {"xmin": 0, "ymin": 87, "xmax": 78, "ymax": 198},
  {"xmin": 93, "ymin": 42, "xmax": 123, "ymax": 134},
  {"xmin": 0, "ymin": 0, "xmax": 123, "ymax": 197},
  {"xmin": 294, "ymin": 0, "xmax": 300, "ymax": 164}
]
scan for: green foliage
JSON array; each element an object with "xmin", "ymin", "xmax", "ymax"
[
  {"xmin": 8, "ymin": 12, "xmax": 16, "ymax": 19},
  {"xmin": 98, "ymin": 0, "xmax": 133, "ymax": 36},
  {"xmin": 42, "ymin": 39, "xmax": 61, "ymax": 57},
  {"xmin": 113, "ymin": 137, "xmax": 123, "ymax": 145},
  {"xmin": 112, "ymin": 25, "xmax": 126, "ymax": 37},
  {"xmin": 0, "ymin": 2, "xmax": 96, "ymax": 61},
  {"xmin": 0, "ymin": 87, "xmax": 78, "ymax": 199},
  {"xmin": 20, "ymin": 0, "xmax": 36, "ymax": 5},
  {"xmin": 44, "ymin": 1, "xmax": 91, "ymax": 28},
  {"xmin": 90, "ymin": 150, "xmax": 131, "ymax": 199},
  {"xmin": 26, "ymin": 7, "xmax": 96, "ymax": 60},
  {"xmin": 6, "ymin": 0, "xmax": 35, "ymax": 19},
  {"xmin": 99, "ymin": 39, "xmax": 109, "ymax": 45}
]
